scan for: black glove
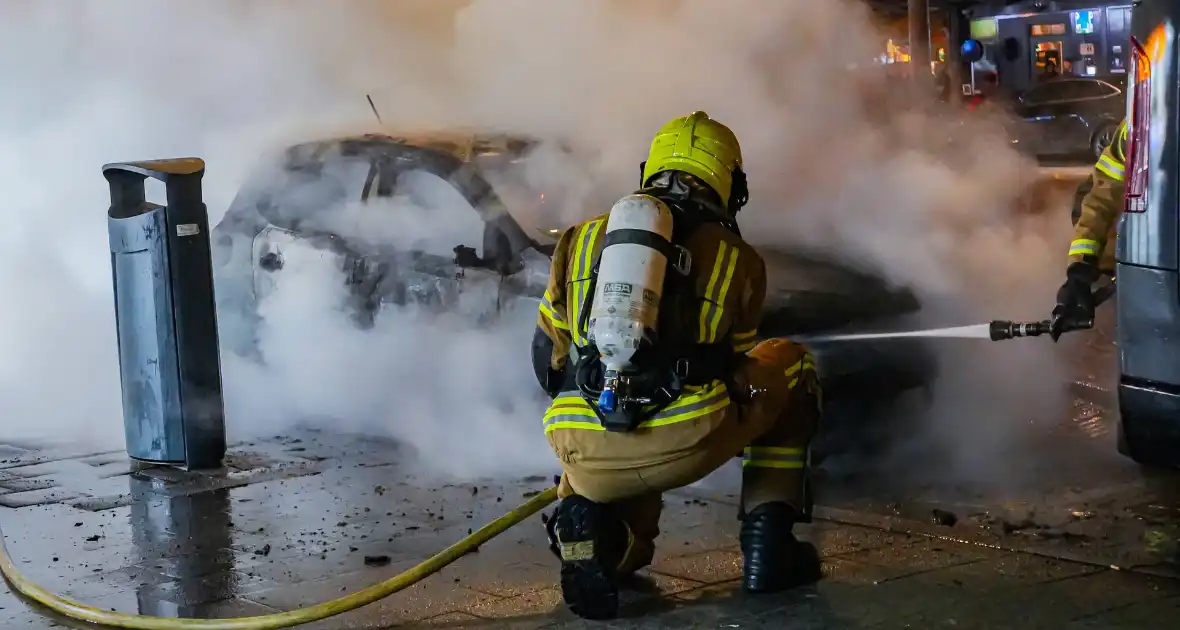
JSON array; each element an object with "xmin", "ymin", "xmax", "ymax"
[{"xmin": 1050, "ymin": 261, "xmax": 1100, "ymax": 341}]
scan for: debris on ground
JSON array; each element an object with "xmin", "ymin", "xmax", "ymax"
[
  {"xmin": 364, "ymin": 555, "xmax": 390, "ymax": 567},
  {"xmin": 254, "ymin": 544, "xmax": 272, "ymax": 556},
  {"xmin": 932, "ymin": 509, "xmax": 959, "ymax": 527}
]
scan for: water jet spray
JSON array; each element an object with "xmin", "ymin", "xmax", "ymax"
[{"xmin": 797, "ymin": 279, "xmax": 1116, "ymax": 344}]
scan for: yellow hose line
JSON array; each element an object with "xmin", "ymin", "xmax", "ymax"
[{"xmin": 0, "ymin": 485, "xmax": 559, "ymax": 629}]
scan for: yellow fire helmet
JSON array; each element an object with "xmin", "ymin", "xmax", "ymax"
[{"xmin": 641, "ymin": 111, "xmax": 746, "ymax": 210}]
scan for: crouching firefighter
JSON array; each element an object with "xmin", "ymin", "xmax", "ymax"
[
  {"xmin": 531, "ymin": 111, "xmax": 823, "ymax": 620},
  {"xmin": 1051, "ymin": 118, "xmax": 1126, "ymax": 340}
]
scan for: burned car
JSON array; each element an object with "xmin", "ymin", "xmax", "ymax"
[{"xmin": 211, "ymin": 132, "xmax": 936, "ymax": 437}]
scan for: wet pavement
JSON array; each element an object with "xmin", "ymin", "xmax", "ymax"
[{"xmin": 2, "ymin": 392, "xmax": 1180, "ymax": 630}]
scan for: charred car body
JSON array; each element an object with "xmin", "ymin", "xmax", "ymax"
[{"xmin": 210, "ymin": 132, "xmax": 936, "ymax": 446}]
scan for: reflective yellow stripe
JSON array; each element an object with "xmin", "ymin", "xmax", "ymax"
[
  {"xmin": 542, "ymin": 382, "xmax": 730, "ymax": 434},
  {"xmin": 539, "ymin": 289, "xmax": 569, "ymax": 331},
  {"xmin": 698, "ymin": 243, "xmax": 739, "ymax": 343},
  {"xmin": 1068, "ymin": 239, "xmax": 1101, "ymax": 257},
  {"xmin": 743, "ymin": 446, "xmax": 806, "ymax": 469},
  {"xmin": 1116, "ymin": 122, "xmax": 1129, "ymax": 161},
  {"xmin": 698, "ymin": 242, "xmax": 727, "ymax": 341},
  {"xmin": 732, "ymin": 329, "xmax": 759, "ymax": 353},
  {"xmin": 786, "ymin": 354, "xmax": 819, "ymax": 392},
  {"xmin": 785, "ymin": 355, "xmax": 816, "ymax": 378},
  {"xmin": 1096, "ymin": 154, "xmax": 1125, "ymax": 181},
  {"xmin": 568, "ymin": 220, "xmax": 605, "ymax": 346}
]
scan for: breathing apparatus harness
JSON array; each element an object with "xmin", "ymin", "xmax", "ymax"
[{"xmin": 571, "ymin": 168, "xmax": 748, "ymax": 432}]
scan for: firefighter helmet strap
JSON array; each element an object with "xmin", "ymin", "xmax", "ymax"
[{"xmin": 729, "ymin": 166, "xmax": 749, "ymax": 214}]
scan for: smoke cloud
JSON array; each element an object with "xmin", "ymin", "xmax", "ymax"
[{"xmin": 0, "ymin": 0, "xmax": 1082, "ymax": 485}]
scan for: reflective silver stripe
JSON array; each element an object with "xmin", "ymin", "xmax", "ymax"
[
  {"xmin": 1068, "ymin": 239, "xmax": 1100, "ymax": 257},
  {"xmin": 539, "ymin": 290, "xmax": 568, "ymax": 329},
  {"xmin": 1096, "ymin": 154, "xmax": 1125, "ymax": 181}
]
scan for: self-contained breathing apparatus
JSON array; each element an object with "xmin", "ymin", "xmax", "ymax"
[{"xmin": 571, "ymin": 169, "xmax": 748, "ymax": 432}]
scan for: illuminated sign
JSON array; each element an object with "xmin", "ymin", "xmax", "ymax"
[
  {"xmin": 1073, "ymin": 10, "xmax": 1096, "ymax": 35},
  {"xmin": 1031, "ymin": 23, "xmax": 1067, "ymax": 36},
  {"xmin": 970, "ymin": 18, "xmax": 998, "ymax": 40}
]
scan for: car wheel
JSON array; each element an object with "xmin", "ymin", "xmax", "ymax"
[{"xmin": 1091, "ymin": 123, "xmax": 1117, "ymax": 159}]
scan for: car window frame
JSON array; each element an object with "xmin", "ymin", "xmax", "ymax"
[{"xmin": 1022, "ymin": 79, "xmax": 1118, "ymax": 105}]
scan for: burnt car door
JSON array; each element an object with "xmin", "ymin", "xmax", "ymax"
[
  {"xmin": 361, "ymin": 137, "xmax": 547, "ymax": 324},
  {"xmin": 249, "ymin": 154, "xmax": 376, "ymax": 313}
]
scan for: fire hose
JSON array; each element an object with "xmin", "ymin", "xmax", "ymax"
[{"xmin": 0, "ymin": 486, "xmax": 559, "ymax": 629}]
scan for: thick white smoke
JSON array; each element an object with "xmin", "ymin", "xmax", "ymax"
[{"xmin": 0, "ymin": 0, "xmax": 1079, "ymax": 484}]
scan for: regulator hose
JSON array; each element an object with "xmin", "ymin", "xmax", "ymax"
[{"xmin": 0, "ymin": 486, "xmax": 559, "ymax": 629}]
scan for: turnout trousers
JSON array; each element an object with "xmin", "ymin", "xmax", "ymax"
[{"xmin": 545, "ymin": 338, "xmax": 820, "ymax": 573}]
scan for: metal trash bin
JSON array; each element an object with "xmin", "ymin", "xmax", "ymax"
[{"xmin": 105, "ymin": 158, "xmax": 226, "ymax": 470}]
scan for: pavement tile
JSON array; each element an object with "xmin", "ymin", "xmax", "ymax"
[
  {"xmin": 1065, "ymin": 595, "xmax": 1180, "ymax": 628},
  {"xmin": 929, "ymin": 569, "xmax": 1180, "ymax": 629},
  {"xmin": 628, "ymin": 581, "xmax": 869, "ymax": 629},
  {"xmin": 822, "ymin": 557, "xmax": 913, "ymax": 586},
  {"xmin": 647, "ymin": 548, "xmax": 744, "ymax": 584},
  {"xmin": 61, "ymin": 564, "xmax": 176, "ymax": 600},
  {"xmin": 902, "ymin": 552, "xmax": 1104, "ymax": 591},
  {"xmin": 647, "ymin": 497, "xmax": 741, "ymax": 554},
  {"xmin": 242, "ymin": 568, "xmax": 501, "ymax": 626},
  {"xmin": 803, "ymin": 521, "xmax": 923, "ymax": 558},
  {"xmin": 465, "ymin": 587, "xmax": 570, "ymax": 623},
  {"xmin": 0, "ymin": 488, "xmax": 82, "ymax": 508},
  {"xmin": 618, "ymin": 570, "xmax": 703, "ymax": 607},
  {"xmin": 72, "ymin": 589, "xmax": 280, "ymax": 620},
  {"xmin": 431, "ymin": 521, "xmax": 561, "ymax": 597},
  {"xmin": 835, "ymin": 538, "xmax": 998, "ymax": 581},
  {"xmin": 443, "ymin": 560, "xmax": 556, "ymax": 598},
  {"xmin": 405, "ymin": 611, "xmax": 489, "ymax": 627}
]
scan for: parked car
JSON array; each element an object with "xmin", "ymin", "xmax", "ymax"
[
  {"xmin": 210, "ymin": 132, "xmax": 937, "ymax": 450},
  {"xmin": 1006, "ymin": 76, "xmax": 1126, "ymax": 159}
]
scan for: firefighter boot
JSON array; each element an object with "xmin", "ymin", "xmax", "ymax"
[
  {"xmin": 550, "ymin": 495, "xmax": 630, "ymax": 620},
  {"xmin": 740, "ymin": 502, "xmax": 821, "ymax": 593}
]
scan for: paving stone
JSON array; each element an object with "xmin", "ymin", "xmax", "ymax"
[
  {"xmin": 242, "ymin": 569, "xmax": 500, "ymax": 626},
  {"xmin": 465, "ymin": 587, "xmax": 569, "ymax": 623},
  {"xmin": 647, "ymin": 548, "xmax": 744, "ymax": 584},
  {"xmin": 1065, "ymin": 595, "xmax": 1180, "ymax": 628},
  {"xmin": 932, "ymin": 569, "xmax": 1180, "ymax": 629},
  {"xmin": 836, "ymin": 537, "xmax": 998, "ymax": 581},
  {"xmin": 0, "ymin": 487, "xmax": 82, "ymax": 508},
  {"xmin": 803, "ymin": 521, "xmax": 923, "ymax": 557}
]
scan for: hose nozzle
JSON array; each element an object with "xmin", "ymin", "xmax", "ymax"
[{"xmin": 989, "ymin": 320, "xmax": 1051, "ymax": 341}]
